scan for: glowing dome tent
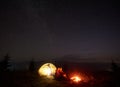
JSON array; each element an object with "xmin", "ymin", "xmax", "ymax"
[{"xmin": 38, "ymin": 63, "xmax": 57, "ymax": 77}]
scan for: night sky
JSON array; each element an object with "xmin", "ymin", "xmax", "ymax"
[{"xmin": 0, "ymin": 0, "xmax": 120, "ymax": 62}]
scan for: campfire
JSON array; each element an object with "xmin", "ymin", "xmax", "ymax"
[
  {"xmin": 70, "ymin": 75, "xmax": 82, "ymax": 83},
  {"xmin": 67, "ymin": 71, "xmax": 82, "ymax": 83}
]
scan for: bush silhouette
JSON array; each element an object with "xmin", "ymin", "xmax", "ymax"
[
  {"xmin": 0, "ymin": 54, "xmax": 11, "ymax": 72},
  {"xmin": 29, "ymin": 58, "xmax": 36, "ymax": 72}
]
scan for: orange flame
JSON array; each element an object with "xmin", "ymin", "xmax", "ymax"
[{"xmin": 70, "ymin": 75, "xmax": 81, "ymax": 83}]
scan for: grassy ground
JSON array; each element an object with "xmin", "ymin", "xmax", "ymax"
[
  {"xmin": 0, "ymin": 70, "xmax": 120, "ymax": 87},
  {"xmin": 0, "ymin": 71, "xmax": 67, "ymax": 87}
]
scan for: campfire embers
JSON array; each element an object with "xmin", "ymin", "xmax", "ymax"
[
  {"xmin": 68, "ymin": 72, "xmax": 83, "ymax": 84},
  {"xmin": 70, "ymin": 75, "xmax": 82, "ymax": 83}
]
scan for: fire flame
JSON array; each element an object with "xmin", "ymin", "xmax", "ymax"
[{"xmin": 70, "ymin": 75, "xmax": 81, "ymax": 83}]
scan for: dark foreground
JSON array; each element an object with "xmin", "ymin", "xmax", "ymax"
[{"xmin": 0, "ymin": 70, "xmax": 120, "ymax": 87}]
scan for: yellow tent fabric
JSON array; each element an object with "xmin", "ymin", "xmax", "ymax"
[{"xmin": 38, "ymin": 63, "xmax": 57, "ymax": 77}]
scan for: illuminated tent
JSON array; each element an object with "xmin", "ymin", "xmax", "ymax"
[{"xmin": 38, "ymin": 63, "xmax": 57, "ymax": 77}]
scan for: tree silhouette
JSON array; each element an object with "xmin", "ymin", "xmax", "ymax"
[
  {"xmin": 110, "ymin": 60, "xmax": 120, "ymax": 87},
  {"xmin": 111, "ymin": 60, "xmax": 119, "ymax": 72},
  {"xmin": 29, "ymin": 58, "xmax": 36, "ymax": 72},
  {"xmin": 0, "ymin": 54, "xmax": 11, "ymax": 72}
]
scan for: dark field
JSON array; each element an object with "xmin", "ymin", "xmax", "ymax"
[{"xmin": 0, "ymin": 62, "xmax": 120, "ymax": 87}]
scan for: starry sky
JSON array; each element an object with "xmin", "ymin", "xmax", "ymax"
[{"xmin": 0, "ymin": 0, "xmax": 120, "ymax": 62}]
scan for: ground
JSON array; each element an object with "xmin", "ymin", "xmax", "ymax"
[{"xmin": 0, "ymin": 70, "xmax": 120, "ymax": 87}]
